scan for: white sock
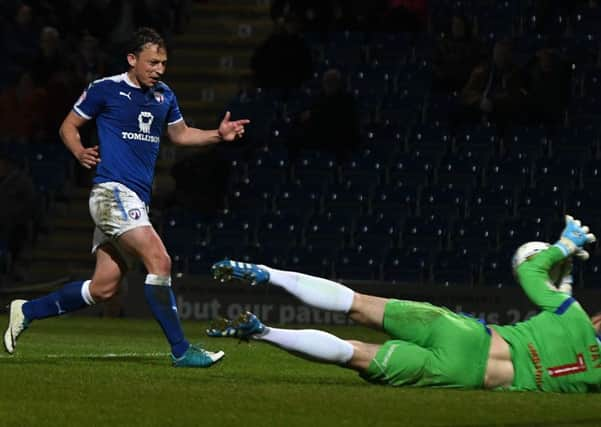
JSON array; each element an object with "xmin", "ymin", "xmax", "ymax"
[
  {"xmin": 261, "ymin": 266, "xmax": 354, "ymax": 313},
  {"xmin": 257, "ymin": 327, "xmax": 354, "ymax": 364}
]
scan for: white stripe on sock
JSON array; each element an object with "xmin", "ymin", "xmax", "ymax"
[{"xmin": 81, "ymin": 280, "xmax": 95, "ymax": 305}]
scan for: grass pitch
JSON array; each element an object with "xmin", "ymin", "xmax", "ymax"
[{"xmin": 1, "ymin": 318, "xmax": 600, "ymax": 427}]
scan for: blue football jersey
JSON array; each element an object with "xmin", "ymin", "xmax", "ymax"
[{"xmin": 73, "ymin": 73, "xmax": 183, "ymax": 204}]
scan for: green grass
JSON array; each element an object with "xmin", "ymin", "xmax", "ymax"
[{"xmin": 1, "ymin": 318, "xmax": 600, "ymax": 427}]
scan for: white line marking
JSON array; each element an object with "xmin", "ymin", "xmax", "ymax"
[{"xmin": 0, "ymin": 352, "xmax": 170, "ymax": 359}]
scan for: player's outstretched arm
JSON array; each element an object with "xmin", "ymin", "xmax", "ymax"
[
  {"xmin": 167, "ymin": 111, "xmax": 250, "ymax": 146},
  {"xmin": 516, "ymin": 215, "xmax": 595, "ymax": 311},
  {"xmin": 59, "ymin": 111, "xmax": 100, "ymax": 169}
]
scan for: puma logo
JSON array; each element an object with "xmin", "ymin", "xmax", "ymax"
[{"xmin": 119, "ymin": 91, "xmax": 132, "ymax": 100}]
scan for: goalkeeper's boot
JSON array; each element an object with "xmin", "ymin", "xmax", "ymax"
[
  {"xmin": 3, "ymin": 299, "xmax": 30, "ymax": 354},
  {"xmin": 171, "ymin": 344, "xmax": 225, "ymax": 368},
  {"xmin": 211, "ymin": 259, "xmax": 270, "ymax": 286},
  {"xmin": 206, "ymin": 311, "xmax": 265, "ymax": 340}
]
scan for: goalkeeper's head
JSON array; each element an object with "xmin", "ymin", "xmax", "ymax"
[{"xmin": 512, "ymin": 241, "xmax": 573, "ymax": 287}]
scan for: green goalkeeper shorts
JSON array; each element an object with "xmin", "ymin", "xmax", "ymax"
[{"xmin": 362, "ymin": 299, "xmax": 491, "ymax": 388}]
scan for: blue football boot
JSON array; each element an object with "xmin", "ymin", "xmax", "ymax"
[
  {"xmin": 206, "ymin": 312, "xmax": 266, "ymax": 341},
  {"xmin": 171, "ymin": 344, "xmax": 224, "ymax": 368},
  {"xmin": 211, "ymin": 259, "xmax": 270, "ymax": 286}
]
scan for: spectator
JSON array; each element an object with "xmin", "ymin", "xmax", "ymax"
[
  {"xmin": 456, "ymin": 39, "xmax": 527, "ymax": 131},
  {"xmin": 3, "ymin": 3, "xmax": 39, "ymax": 69},
  {"xmin": 0, "ymin": 153, "xmax": 37, "ymax": 277},
  {"xmin": 0, "ymin": 70, "xmax": 50, "ymax": 141},
  {"xmin": 291, "ymin": 68, "xmax": 360, "ymax": 161},
  {"xmin": 522, "ymin": 46, "xmax": 571, "ymax": 126},
  {"xmin": 250, "ymin": 16, "xmax": 313, "ymax": 93},
  {"xmin": 433, "ymin": 15, "xmax": 486, "ymax": 92},
  {"xmin": 72, "ymin": 34, "xmax": 108, "ymax": 85},
  {"xmin": 31, "ymin": 26, "xmax": 72, "ymax": 87}
]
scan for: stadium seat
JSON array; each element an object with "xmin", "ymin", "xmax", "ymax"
[
  {"xmin": 419, "ymin": 183, "xmax": 467, "ymax": 218},
  {"xmin": 292, "ymin": 151, "xmax": 338, "ymax": 186},
  {"xmin": 387, "ymin": 151, "xmax": 436, "ymax": 187},
  {"xmin": 333, "ymin": 247, "xmax": 380, "ymax": 281},
  {"xmin": 381, "ymin": 247, "xmax": 430, "ymax": 284},
  {"xmin": 505, "ymin": 126, "xmax": 549, "ymax": 158},
  {"xmin": 287, "ymin": 246, "xmax": 335, "ymax": 278},
  {"xmin": 370, "ymin": 183, "xmax": 418, "ymax": 221},
  {"xmin": 352, "ymin": 214, "xmax": 400, "ymax": 256},
  {"xmin": 431, "ymin": 248, "xmax": 474, "ymax": 287},
  {"xmin": 400, "ymin": 214, "xmax": 449, "ymax": 253},
  {"xmin": 582, "ymin": 255, "xmax": 601, "ymax": 288},
  {"xmin": 304, "ymin": 211, "xmax": 353, "ymax": 250},
  {"xmin": 209, "ymin": 212, "xmax": 255, "ymax": 247},
  {"xmin": 273, "ymin": 182, "xmax": 322, "ymax": 219},
  {"xmin": 484, "ymin": 152, "xmax": 533, "ymax": 189},
  {"xmin": 436, "ymin": 156, "xmax": 483, "ymax": 189},
  {"xmin": 256, "ymin": 212, "xmax": 302, "ymax": 251},
  {"xmin": 468, "ymin": 185, "xmax": 516, "ymax": 220},
  {"xmin": 449, "ymin": 216, "xmax": 499, "ymax": 253},
  {"xmin": 498, "ymin": 217, "xmax": 548, "ymax": 254},
  {"xmin": 532, "ymin": 157, "xmax": 580, "ymax": 190},
  {"xmin": 479, "ymin": 251, "xmax": 517, "ymax": 288},
  {"xmin": 582, "ymin": 159, "xmax": 601, "ymax": 189},
  {"xmin": 516, "ymin": 185, "xmax": 564, "ymax": 221},
  {"xmin": 407, "ymin": 124, "xmax": 452, "ymax": 156},
  {"xmin": 322, "ymin": 181, "xmax": 370, "ymax": 215}
]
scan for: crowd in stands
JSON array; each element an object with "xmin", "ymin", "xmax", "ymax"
[
  {"xmin": 4, "ymin": 0, "xmax": 601, "ymax": 287},
  {"xmin": 173, "ymin": 0, "xmax": 601, "ymax": 286},
  {"xmin": 0, "ymin": 0, "xmax": 190, "ymax": 282}
]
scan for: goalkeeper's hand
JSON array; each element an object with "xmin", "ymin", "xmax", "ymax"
[{"xmin": 554, "ymin": 215, "xmax": 596, "ymax": 258}]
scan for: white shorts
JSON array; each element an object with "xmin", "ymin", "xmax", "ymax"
[{"xmin": 89, "ymin": 182, "xmax": 152, "ymax": 267}]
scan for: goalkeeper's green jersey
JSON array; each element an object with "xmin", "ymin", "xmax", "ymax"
[{"xmin": 491, "ymin": 246, "xmax": 601, "ymax": 392}]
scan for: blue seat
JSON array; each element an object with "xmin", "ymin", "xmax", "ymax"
[
  {"xmin": 407, "ymin": 124, "xmax": 452, "ymax": 155},
  {"xmin": 517, "ymin": 185, "xmax": 564, "ymax": 221},
  {"xmin": 381, "ymin": 247, "xmax": 430, "ymax": 284},
  {"xmin": 485, "ymin": 152, "xmax": 533, "ymax": 189},
  {"xmin": 479, "ymin": 251, "xmax": 517, "ymax": 288},
  {"xmin": 419, "ymin": 184, "xmax": 467, "ymax": 218},
  {"xmin": 333, "ymin": 248, "xmax": 380, "ymax": 281},
  {"xmin": 256, "ymin": 212, "xmax": 301, "ymax": 251},
  {"xmin": 400, "ymin": 214, "xmax": 449, "ymax": 252},
  {"xmin": 582, "ymin": 255, "xmax": 601, "ymax": 288},
  {"xmin": 469, "ymin": 185, "xmax": 516, "ymax": 220},
  {"xmin": 371, "ymin": 183, "xmax": 418, "ymax": 220},
  {"xmin": 387, "ymin": 151, "xmax": 435, "ymax": 187},
  {"xmin": 292, "ymin": 151, "xmax": 338, "ymax": 186},
  {"xmin": 353, "ymin": 214, "xmax": 400, "ymax": 256},
  {"xmin": 436, "ymin": 156, "xmax": 482, "ymax": 189},
  {"xmin": 582, "ymin": 159, "xmax": 601, "ymax": 188},
  {"xmin": 449, "ymin": 216, "xmax": 499, "ymax": 253},
  {"xmin": 188, "ymin": 244, "xmax": 237, "ymax": 275},
  {"xmin": 532, "ymin": 158, "xmax": 580, "ymax": 190},
  {"xmin": 287, "ymin": 246, "xmax": 334, "ymax": 278},
  {"xmin": 209, "ymin": 213, "xmax": 255, "ymax": 247},
  {"xmin": 506, "ymin": 126, "xmax": 549, "ymax": 158},
  {"xmin": 498, "ymin": 217, "xmax": 547, "ymax": 254},
  {"xmin": 431, "ymin": 249, "xmax": 474, "ymax": 287},
  {"xmin": 273, "ymin": 182, "xmax": 322, "ymax": 219},
  {"xmin": 304, "ymin": 211, "xmax": 353, "ymax": 250},
  {"xmin": 322, "ymin": 182, "xmax": 370, "ymax": 214}
]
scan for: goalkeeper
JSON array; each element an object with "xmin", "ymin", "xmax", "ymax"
[{"xmin": 208, "ymin": 215, "xmax": 601, "ymax": 392}]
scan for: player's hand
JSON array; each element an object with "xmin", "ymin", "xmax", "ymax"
[
  {"xmin": 554, "ymin": 214, "xmax": 596, "ymax": 257},
  {"xmin": 76, "ymin": 145, "xmax": 100, "ymax": 169},
  {"xmin": 218, "ymin": 111, "xmax": 250, "ymax": 142}
]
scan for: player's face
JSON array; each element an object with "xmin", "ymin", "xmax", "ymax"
[{"xmin": 127, "ymin": 43, "xmax": 167, "ymax": 88}]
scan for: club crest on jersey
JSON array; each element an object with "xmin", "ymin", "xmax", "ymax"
[
  {"xmin": 138, "ymin": 111, "xmax": 154, "ymax": 134},
  {"xmin": 154, "ymin": 92, "xmax": 164, "ymax": 104},
  {"xmin": 128, "ymin": 208, "xmax": 141, "ymax": 220}
]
